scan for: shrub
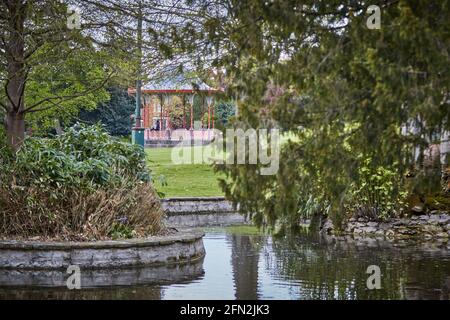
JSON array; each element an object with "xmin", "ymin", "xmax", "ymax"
[
  {"xmin": 0, "ymin": 124, "xmax": 164, "ymax": 240},
  {"xmin": 346, "ymin": 158, "xmax": 408, "ymax": 220}
]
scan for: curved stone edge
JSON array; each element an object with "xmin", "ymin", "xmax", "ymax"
[
  {"xmin": 0, "ymin": 229, "xmax": 204, "ymax": 250},
  {"xmin": 0, "ymin": 229, "xmax": 205, "ymax": 270}
]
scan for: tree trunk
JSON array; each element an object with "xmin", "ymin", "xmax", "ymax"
[
  {"xmin": 5, "ymin": 112, "xmax": 25, "ymax": 149},
  {"xmin": 4, "ymin": 0, "xmax": 27, "ymax": 150}
]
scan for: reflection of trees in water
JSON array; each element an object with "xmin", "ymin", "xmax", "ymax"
[
  {"xmin": 229, "ymin": 234, "xmax": 266, "ymax": 300},
  {"xmin": 398, "ymin": 251, "xmax": 450, "ymax": 300},
  {"xmin": 267, "ymin": 233, "xmax": 450, "ymax": 300},
  {"xmin": 0, "ymin": 258, "xmax": 206, "ymax": 300},
  {"xmin": 0, "ymin": 286, "xmax": 163, "ymax": 300}
]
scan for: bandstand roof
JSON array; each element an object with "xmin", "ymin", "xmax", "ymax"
[{"xmin": 128, "ymin": 73, "xmax": 221, "ymax": 95}]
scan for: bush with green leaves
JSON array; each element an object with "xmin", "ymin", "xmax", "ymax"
[
  {"xmin": 346, "ymin": 158, "xmax": 408, "ymax": 220},
  {"xmin": 8, "ymin": 123, "xmax": 150, "ymax": 189},
  {"xmin": 0, "ymin": 124, "xmax": 164, "ymax": 240}
]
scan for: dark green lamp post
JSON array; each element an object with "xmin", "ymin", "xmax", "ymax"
[
  {"xmin": 132, "ymin": 1, "xmax": 145, "ymax": 148},
  {"xmin": 132, "ymin": 79, "xmax": 144, "ymax": 148}
]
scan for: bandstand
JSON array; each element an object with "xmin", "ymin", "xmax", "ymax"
[{"xmin": 128, "ymin": 74, "xmax": 222, "ymax": 146}]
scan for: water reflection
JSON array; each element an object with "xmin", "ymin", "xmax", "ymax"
[
  {"xmin": 1, "ymin": 227, "xmax": 450, "ymax": 300},
  {"xmin": 230, "ymin": 233, "xmax": 264, "ymax": 299},
  {"xmin": 265, "ymin": 232, "xmax": 450, "ymax": 300},
  {"xmin": 0, "ymin": 259, "xmax": 205, "ymax": 300},
  {"xmin": 0, "ymin": 286, "xmax": 164, "ymax": 300},
  {"xmin": 148, "ymin": 229, "xmax": 450, "ymax": 300}
]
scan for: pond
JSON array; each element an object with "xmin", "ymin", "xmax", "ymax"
[{"xmin": 1, "ymin": 226, "xmax": 450, "ymax": 300}]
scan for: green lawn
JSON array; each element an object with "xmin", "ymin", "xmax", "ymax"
[
  {"xmin": 146, "ymin": 147, "xmax": 225, "ymax": 198},
  {"xmin": 146, "ymin": 132, "xmax": 289, "ymax": 198}
]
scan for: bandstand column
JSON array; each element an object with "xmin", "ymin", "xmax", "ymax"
[
  {"xmin": 188, "ymin": 94, "xmax": 194, "ymax": 130},
  {"xmin": 190, "ymin": 104, "xmax": 194, "ymax": 129},
  {"xmin": 160, "ymin": 94, "xmax": 163, "ymax": 131},
  {"xmin": 206, "ymin": 96, "xmax": 214, "ymax": 131},
  {"xmin": 182, "ymin": 96, "xmax": 187, "ymax": 129},
  {"xmin": 163, "ymin": 94, "xmax": 172, "ymax": 140},
  {"xmin": 212, "ymin": 103, "xmax": 215, "ymax": 129},
  {"xmin": 167, "ymin": 108, "xmax": 171, "ymax": 130},
  {"xmin": 187, "ymin": 94, "xmax": 195, "ymax": 145},
  {"xmin": 208, "ymin": 105, "xmax": 211, "ymax": 129}
]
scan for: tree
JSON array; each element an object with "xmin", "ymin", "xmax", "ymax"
[
  {"xmin": 0, "ymin": 1, "xmax": 114, "ymax": 148},
  {"xmin": 25, "ymin": 44, "xmax": 110, "ymax": 134},
  {"xmin": 201, "ymin": 0, "xmax": 450, "ymax": 229},
  {"xmin": 0, "ymin": 0, "xmax": 213, "ymax": 149},
  {"xmin": 215, "ymin": 100, "xmax": 235, "ymax": 130},
  {"xmin": 78, "ymin": 87, "xmax": 135, "ymax": 137}
]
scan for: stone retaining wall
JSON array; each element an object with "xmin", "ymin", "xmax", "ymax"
[
  {"xmin": 322, "ymin": 213, "xmax": 450, "ymax": 242},
  {"xmin": 162, "ymin": 197, "xmax": 247, "ymax": 227},
  {"xmin": 0, "ymin": 229, "xmax": 205, "ymax": 270}
]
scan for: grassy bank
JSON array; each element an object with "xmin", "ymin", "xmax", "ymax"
[{"xmin": 146, "ymin": 147, "xmax": 224, "ymax": 198}]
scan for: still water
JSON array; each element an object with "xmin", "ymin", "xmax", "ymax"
[{"xmin": 1, "ymin": 226, "xmax": 450, "ymax": 300}]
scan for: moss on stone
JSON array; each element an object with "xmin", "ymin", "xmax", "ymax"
[{"xmin": 425, "ymin": 193, "xmax": 450, "ymax": 211}]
